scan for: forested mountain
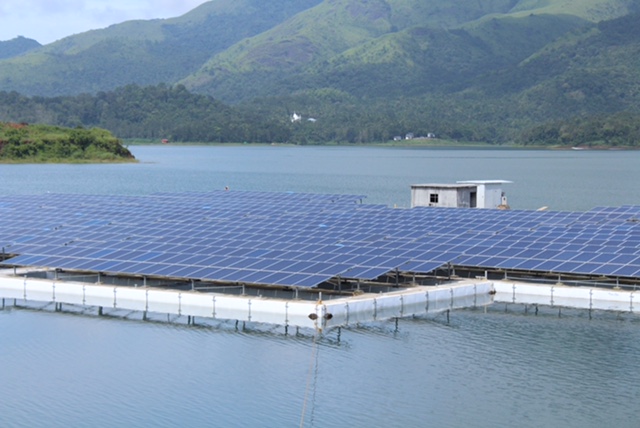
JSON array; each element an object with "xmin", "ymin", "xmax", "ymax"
[
  {"xmin": 0, "ymin": 37, "xmax": 41, "ymax": 60},
  {"xmin": 0, "ymin": 85, "xmax": 291, "ymax": 143},
  {"xmin": 0, "ymin": 0, "xmax": 639, "ymax": 146},
  {"xmin": 0, "ymin": 0, "xmax": 634, "ymax": 98},
  {"xmin": 0, "ymin": 0, "xmax": 322, "ymax": 96}
]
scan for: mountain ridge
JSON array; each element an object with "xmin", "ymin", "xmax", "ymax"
[
  {"xmin": 0, "ymin": 36, "xmax": 41, "ymax": 60},
  {"xmin": 0, "ymin": 0, "xmax": 638, "ymax": 145}
]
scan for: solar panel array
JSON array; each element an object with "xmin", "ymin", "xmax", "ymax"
[{"xmin": 1, "ymin": 191, "xmax": 640, "ymax": 287}]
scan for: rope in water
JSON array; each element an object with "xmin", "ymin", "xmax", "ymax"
[{"xmin": 299, "ymin": 331, "xmax": 320, "ymax": 428}]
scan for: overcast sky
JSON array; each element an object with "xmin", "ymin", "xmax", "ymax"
[{"xmin": 0, "ymin": 0, "xmax": 210, "ymax": 44}]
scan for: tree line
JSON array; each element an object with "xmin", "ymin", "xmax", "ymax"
[{"xmin": 0, "ymin": 84, "xmax": 638, "ymax": 147}]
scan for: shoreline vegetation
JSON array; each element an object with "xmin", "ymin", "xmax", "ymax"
[
  {"xmin": 124, "ymin": 138, "xmax": 639, "ymax": 150},
  {"xmin": 0, "ymin": 122, "xmax": 136, "ymax": 163},
  {"xmin": 1, "ymin": 85, "xmax": 639, "ymax": 150},
  {"xmin": 0, "ymin": 120, "xmax": 635, "ymax": 165}
]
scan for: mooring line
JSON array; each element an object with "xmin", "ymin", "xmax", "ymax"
[{"xmin": 299, "ymin": 331, "xmax": 320, "ymax": 428}]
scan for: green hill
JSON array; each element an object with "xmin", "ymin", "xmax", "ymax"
[
  {"xmin": 0, "ymin": 0, "xmax": 639, "ymax": 146},
  {"xmin": 180, "ymin": 0, "xmax": 635, "ymax": 101},
  {"xmin": 0, "ymin": 0, "xmax": 634, "ymax": 98},
  {"xmin": 0, "ymin": 37, "xmax": 41, "ymax": 60},
  {"xmin": 0, "ymin": 122, "xmax": 135, "ymax": 163},
  {"xmin": 0, "ymin": 0, "xmax": 322, "ymax": 96}
]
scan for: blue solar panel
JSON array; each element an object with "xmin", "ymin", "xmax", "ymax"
[
  {"xmin": 277, "ymin": 273, "xmax": 331, "ymax": 287},
  {"xmin": 257, "ymin": 272, "xmax": 292, "ymax": 285},
  {"xmin": 2, "ymin": 192, "xmax": 640, "ymax": 286},
  {"xmin": 408, "ymin": 262, "xmax": 444, "ymax": 273},
  {"xmin": 611, "ymin": 265, "xmax": 640, "ymax": 277},
  {"xmin": 343, "ymin": 267, "xmax": 390, "ymax": 280},
  {"xmin": 530, "ymin": 260, "xmax": 561, "ymax": 272}
]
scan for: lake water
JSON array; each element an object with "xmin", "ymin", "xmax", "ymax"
[{"xmin": 1, "ymin": 146, "xmax": 640, "ymax": 427}]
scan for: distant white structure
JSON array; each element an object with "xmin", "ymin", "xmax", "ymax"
[{"xmin": 411, "ymin": 180, "xmax": 512, "ymax": 209}]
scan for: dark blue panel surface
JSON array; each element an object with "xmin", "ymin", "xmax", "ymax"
[{"xmin": 1, "ymin": 191, "xmax": 640, "ymax": 285}]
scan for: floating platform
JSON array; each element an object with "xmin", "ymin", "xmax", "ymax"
[
  {"xmin": 2, "ymin": 269, "xmax": 637, "ymax": 330},
  {"xmin": 1, "ymin": 190, "xmax": 640, "ymax": 330},
  {"xmin": 493, "ymin": 280, "xmax": 639, "ymax": 313},
  {"xmin": 0, "ymin": 270, "xmax": 492, "ymax": 330}
]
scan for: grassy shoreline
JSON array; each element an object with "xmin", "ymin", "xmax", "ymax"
[
  {"xmin": 0, "ymin": 122, "xmax": 136, "ymax": 163},
  {"xmin": 0, "ymin": 157, "xmax": 138, "ymax": 164},
  {"xmin": 123, "ymin": 138, "xmax": 638, "ymax": 150}
]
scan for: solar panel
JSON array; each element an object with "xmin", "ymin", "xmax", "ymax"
[{"xmin": 1, "ymin": 191, "xmax": 640, "ymax": 287}]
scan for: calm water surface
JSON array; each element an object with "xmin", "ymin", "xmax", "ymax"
[{"xmin": 1, "ymin": 146, "xmax": 640, "ymax": 427}]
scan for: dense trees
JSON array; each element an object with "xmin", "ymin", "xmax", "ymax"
[
  {"xmin": 519, "ymin": 112, "xmax": 640, "ymax": 147},
  {"xmin": 0, "ymin": 83, "xmax": 639, "ymax": 147},
  {"xmin": 0, "ymin": 122, "xmax": 134, "ymax": 162}
]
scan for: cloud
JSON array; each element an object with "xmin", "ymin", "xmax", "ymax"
[{"xmin": 0, "ymin": 0, "xmax": 208, "ymax": 44}]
